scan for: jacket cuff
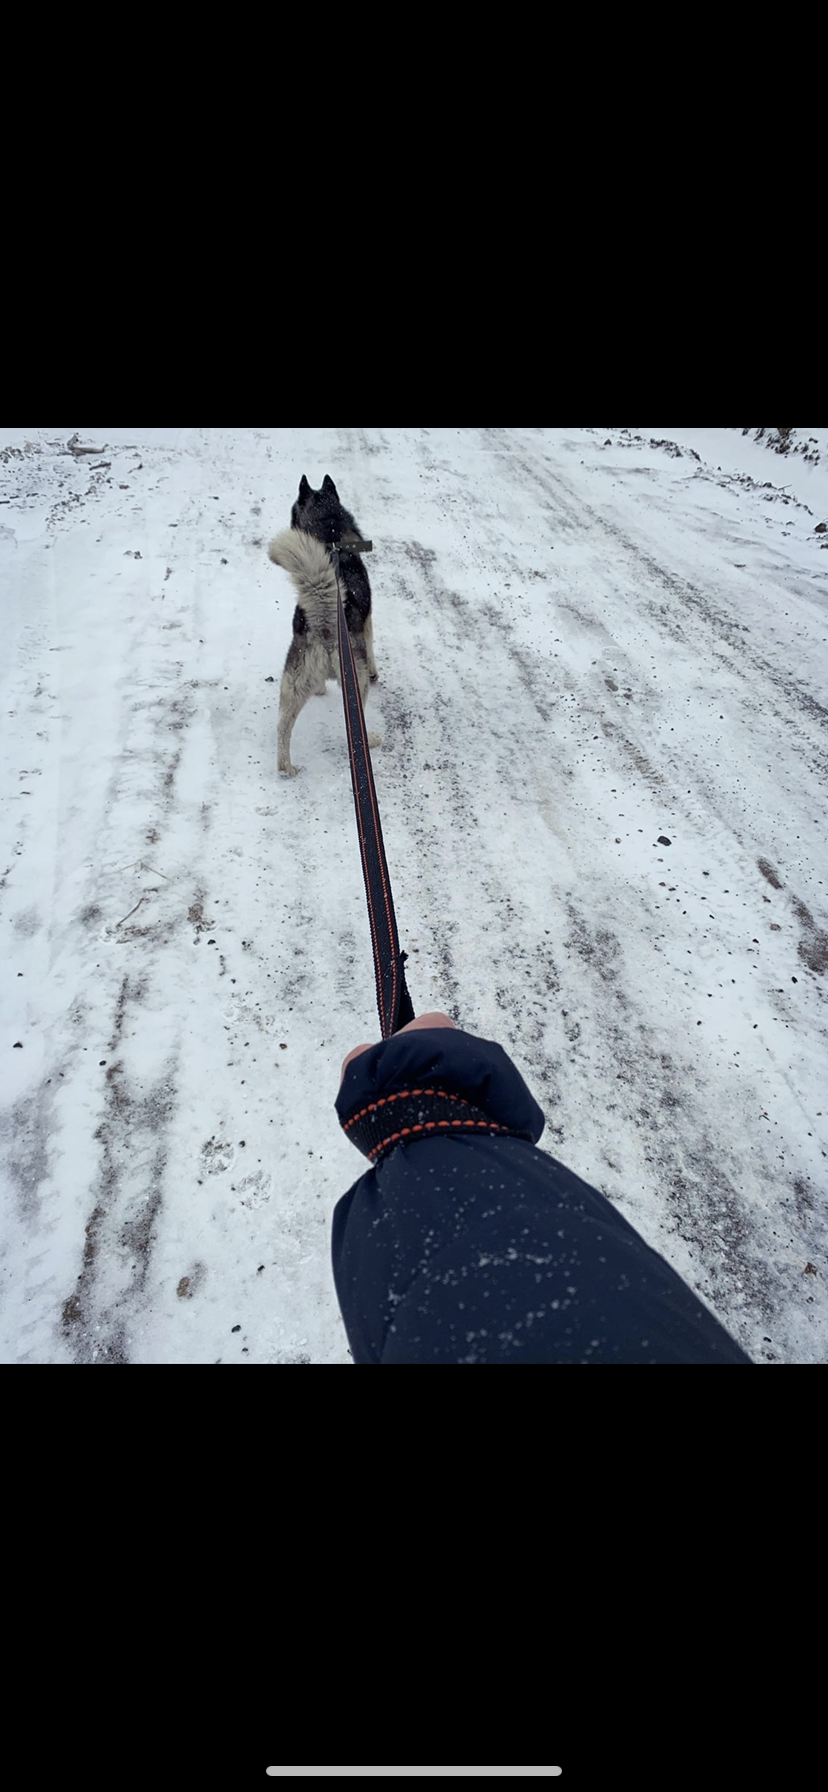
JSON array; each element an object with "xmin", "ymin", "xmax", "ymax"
[
  {"xmin": 336, "ymin": 1026, "xmax": 545, "ymax": 1161},
  {"xmin": 341, "ymin": 1082, "xmax": 526, "ymax": 1163}
]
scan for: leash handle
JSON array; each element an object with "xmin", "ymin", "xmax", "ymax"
[{"xmin": 332, "ymin": 545, "xmax": 414, "ymax": 1039}]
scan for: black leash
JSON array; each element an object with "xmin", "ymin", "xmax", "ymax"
[{"xmin": 331, "ymin": 540, "xmax": 415, "ymax": 1039}]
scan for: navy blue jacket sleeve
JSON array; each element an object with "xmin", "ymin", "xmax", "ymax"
[{"xmin": 332, "ymin": 1027, "xmax": 752, "ymax": 1365}]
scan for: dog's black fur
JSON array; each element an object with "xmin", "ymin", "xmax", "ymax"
[{"xmin": 291, "ymin": 473, "xmax": 373, "ymax": 653}]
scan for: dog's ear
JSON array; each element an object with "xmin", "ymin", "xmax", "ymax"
[
  {"xmin": 298, "ymin": 475, "xmax": 311, "ymax": 500},
  {"xmin": 321, "ymin": 474, "xmax": 338, "ymax": 496}
]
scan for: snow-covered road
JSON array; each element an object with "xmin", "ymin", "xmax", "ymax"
[{"xmin": 2, "ymin": 427, "xmax": 826, "ymax": 1363}]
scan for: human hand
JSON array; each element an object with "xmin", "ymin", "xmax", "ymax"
[{"xmin": 339, "ymin": 1012, "xmax": 457, "ymax": 1087}]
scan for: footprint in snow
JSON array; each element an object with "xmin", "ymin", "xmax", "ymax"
[
  {"xmin": 201, "ymin": 1136, "xmax": 235, "ymax": 1175},
  {"xmin": 236, "ymin": 1171, "xmax": 272, "ymax": 1211}
]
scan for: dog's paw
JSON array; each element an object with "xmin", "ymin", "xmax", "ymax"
[
  {"xmin": 367, "ymin": 732, "xmax": 382, "ymax": 749},
  {"xmin": 279, "ymin": 763, "xmax": 300, "ymax": 777}
]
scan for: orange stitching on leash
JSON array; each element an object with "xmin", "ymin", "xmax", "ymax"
[
  {"xmin": 339, "ymin": 613, "xmax": 388, "ymax": 1031},
  {"xmin": 339, "ymin": 612, "xmax": 385, "ymax": 1023},
  {"xmin": 338, "ymin": 588, "xmax": 398, "ymax": 1034},
  {"xmin": 354, "ymin": 636, "xmax": 398, "ymax": 1029}
]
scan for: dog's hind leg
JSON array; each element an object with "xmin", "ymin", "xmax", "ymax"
[
  {"xmin": 364, "ymin": 612, "xmax": 379, "ymax": 684},
  {"xmin": 277, "ymin": 639, "xmax": 322, "ymax": 776},
  {"xmin": 277, "ymin": 680, "xmax": 306, "ymax": 777}
]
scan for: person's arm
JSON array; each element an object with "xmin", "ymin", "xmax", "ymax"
[{"xmin": 333, "ymin": 1018, "xmax": 752, "ymax": 1365}]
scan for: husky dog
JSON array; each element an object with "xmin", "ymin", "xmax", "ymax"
[
  {"xmin": 290, "ymin": 473, "xmax": 378, "ymax": 684},
  {"xmin": 268, "ymin": 475, "xmax": 379, "ymax": 777}
]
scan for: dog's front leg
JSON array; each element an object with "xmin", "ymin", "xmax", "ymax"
[
  {"xmin": 364, "ymin": 612, "xmax": 379, "ymax": 683},
  {"xmin": 356, "ymin": 654, "xmax": 382, "ymax": 751}
]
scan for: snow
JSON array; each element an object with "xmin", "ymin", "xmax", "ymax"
[{"xmin": 1, "ymin": 426, "xmax": 826, "ymax": 1365}]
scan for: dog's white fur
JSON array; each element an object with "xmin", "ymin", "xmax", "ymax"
[{"xmin": 268, "ymin": 528, "xmax": 379, "ymax": 776}]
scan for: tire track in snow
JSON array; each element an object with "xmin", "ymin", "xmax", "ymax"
[
  {"xmin": 493, "ymin": 429, "xmax": 828, "ymax": 765},
  {"xmin": 41, "ymin": 456, "xmax": 219, "ymax": 1361},
  {"xmin": 480, "ymin": 434, "xmax": 828, "ymax": 1352},
  {"xmin": 62, "ymin": 973, "xmax": 178, "ymax": 1363},
  {"xmin": 377, "ymin": 532, "xmax": 571, "ymax": 1100},
  {"xmin": 368, "ymin": 432, "xmax": 828, "ymax": 1359}
]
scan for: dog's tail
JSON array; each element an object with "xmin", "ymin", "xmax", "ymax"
[{"xmin": 268, "ymin": 528, "xmax": 338, "ymax": 617}]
